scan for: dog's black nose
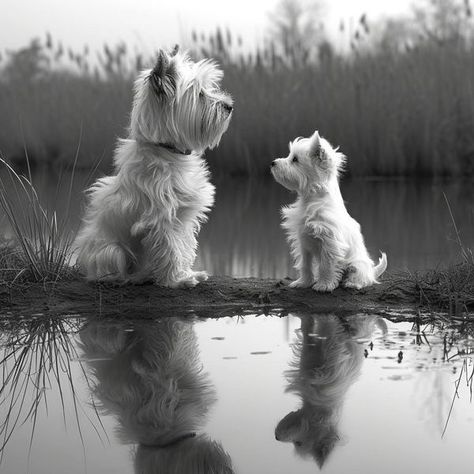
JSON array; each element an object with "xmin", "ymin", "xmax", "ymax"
[
  {"xmin": 275, "ymin": 433, "xmax": 280, "ymax": 441},
  {"xmin": 222, "ymin": 102, "xmax": 233, "ymax": 113},
  {"xmin": 271, "ymin": 160, "xmax": 277, "ymax": 167}
]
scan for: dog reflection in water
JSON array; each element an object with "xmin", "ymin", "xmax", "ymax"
[
  {"xmin": 275, "ymin": 313, "xmax": 387, "ymax": 468},
  {"xmin": 80, "ymin": 318, "xmax": 233, "ymax": 474}
]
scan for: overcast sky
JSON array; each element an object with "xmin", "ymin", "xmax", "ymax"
[{"xmin": 1, "ymin": 0, "xmax": 414, "ymax": 54}]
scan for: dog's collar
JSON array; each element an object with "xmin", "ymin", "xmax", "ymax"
[
  {"xmin": 140, "ymin": 432, "xmax": 197, "ymax": 449},
  {"xmin": 155, "ymin": 142, "xmax": 192, "ymax": 155},
  {"xmin": 136, "ymin": 139, "xmax": 192, "ymax": 156}
]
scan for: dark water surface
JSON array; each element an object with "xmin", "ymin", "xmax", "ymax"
[
  {"xmin": 1, "ymin": 168, "xmax": 473, "ymax": 277},
  {"xmin": 1, "ymin": 313, "xmax": 474, "ymax": 474}
]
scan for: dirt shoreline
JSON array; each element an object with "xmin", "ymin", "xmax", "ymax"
[{"xmin": 1, "ymin": 273, "xmax": 462, "ymax": 319}]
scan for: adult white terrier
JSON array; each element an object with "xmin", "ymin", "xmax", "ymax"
[
  {"xmin": 271, "ymin": 131, "xmax": 387, "ymax": 292},
  {"xmin": 75, "ymin": 47, "xmax": 233, "ymax": 287}
]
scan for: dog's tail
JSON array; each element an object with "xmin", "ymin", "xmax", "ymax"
[{"xmin": 374, "ymin": 252, "xmax": 388, "ymax": 280}]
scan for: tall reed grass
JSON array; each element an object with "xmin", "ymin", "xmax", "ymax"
[
  {"xmin": 1, "ymin": 19, "xmax": 474, "ymax": 177},
  {"xmin": 0, "ymin": 155, "xmax": 76, "ymax": 282}
]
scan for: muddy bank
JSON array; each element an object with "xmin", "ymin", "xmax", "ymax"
[{"xmin": 1, "ymin": 273, "xmax": 462, "ymax": 319}]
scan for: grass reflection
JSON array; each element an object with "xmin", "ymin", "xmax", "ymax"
[{"xmin": 0, "ymin": 316, "xmax": 105, "ymax": 462}]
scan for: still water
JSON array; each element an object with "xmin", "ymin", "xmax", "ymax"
[
  {"xmin": 1, "ymin": 313, "xmax": 474, "ymax": 473},
  {"xmin": 1, "ymin": 168, "xmax": 473, "ymax": 277}
]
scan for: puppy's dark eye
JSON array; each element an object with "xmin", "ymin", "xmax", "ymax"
[
  {"xmin": 295, "ymin": 441, "xmax": 303, "ymax": 447},
  {"xmin": 292, "ymin": 156, "xmax": 298, "ymax": 163}
]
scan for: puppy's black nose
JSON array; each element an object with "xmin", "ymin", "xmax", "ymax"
[
  {"xmin": 271, "ymin": 160, "xmax": 277, "ymax": 167},
  {"xmin": 222, "ymin": 103, "xmax": 233, "ymax": 113}
]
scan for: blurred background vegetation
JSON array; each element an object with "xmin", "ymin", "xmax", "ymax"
[{"xmin": 1, "ymin": 0, "xmax": 474, "ymax": 178}]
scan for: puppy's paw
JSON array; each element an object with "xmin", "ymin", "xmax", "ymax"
[
  {"xmin": 289, "ymin": 278, "xmax": 312, "ymax": 288},
  {"xmin": 343, "ymin": 271, "xmax": 373, "ymax": 289},
  {"xmin": 342, "ymin": 279, "xmax": 364, "ymax": 290},
  {"xmin": 343, "ymin": 277, "xmax": 373, "ymax": 290},
  {"xmin": 312, "ymin": 280, "xmax": 339, "ymax": 292},
  {"xmin": 169, "ymin": 277, "xmax": 199, "ymax": 289}
]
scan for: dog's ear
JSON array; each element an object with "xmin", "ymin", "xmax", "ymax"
[
  {"xmin": 308, "ymin": 130, "xmax": 322, "ymax": 158},
  {"xmin": 275, "ymin": 410, "xmax": 303, "ymax": 441},
  {"xmin": 149, "ymin": 50, "xmax": 177, "ymax": 98}
]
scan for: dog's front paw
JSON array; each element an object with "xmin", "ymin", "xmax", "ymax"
[
  {"xmin": 166, "ymin": 270, "xmax": 208, "ymax": 289},
  {"xmin": 289, "ymin": 278, "xmax": 312, "ymax": 288},
  {"xmin": 191, "ymin": 270, "xmax": 208, "ymax": 282},
  {"xmin": 312, "ymin": 280, "xmax": 339, "ymax": 292}
]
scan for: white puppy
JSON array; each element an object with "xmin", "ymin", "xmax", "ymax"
[
  {"xmin": 271, "ymin": 131, "xmax": 387, "ymax": 292},
  {"xmin": 75, "ymin": 47, "xmax": 233, "ymax": 287}
]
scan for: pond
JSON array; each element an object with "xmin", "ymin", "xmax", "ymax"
[
  {"xmin": 0, "ymin": 170, "xmax": 473, "ymax": 473},
  {"xmin": 1, "ymin": 168, "xmax": 473, "ymax": 277},
  {"xmin": 1, "ymin": 312, "xmax": 474, "ymax": 473}
]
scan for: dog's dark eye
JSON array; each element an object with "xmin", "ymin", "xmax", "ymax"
[
  {"xmin": 292, "ymin": 156, "xmax": 298, "ymax": 163},
  {"xmin": 295, "ymin": 441, "xmax": 303, "ymax": 447}
]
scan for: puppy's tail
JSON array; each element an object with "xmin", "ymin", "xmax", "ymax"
[{"xmin": 374, "ymin": 252, "xmax": 388, "ymax": 280}]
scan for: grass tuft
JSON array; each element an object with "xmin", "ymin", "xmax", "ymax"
[
  {"xmin": 409, "ymin": 199, "xmax": 473, "ymax": 316},
  {"xmin": 411, "ymin": 261, "xmax": 474, "ymax": 315},
  {"xmin": 0, "ymin": 157, "xmax": 76, "ymax": 283}
]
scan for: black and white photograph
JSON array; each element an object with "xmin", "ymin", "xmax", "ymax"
[{"xmin": 0, "ymin": 0, "xmax": 473, "ymax": 473}]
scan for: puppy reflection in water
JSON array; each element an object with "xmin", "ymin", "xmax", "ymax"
[
  {"xmin": 275, "ymin": 313, "xmax": 387, "ymax": 468},
  {"xmin": 80, "ymin": 318, "xmax": 233, "ymax": 474}
]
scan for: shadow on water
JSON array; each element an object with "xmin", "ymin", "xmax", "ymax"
[{"xmin": 1, "ymin": 311, "xmax": 474, "ymax": 473}]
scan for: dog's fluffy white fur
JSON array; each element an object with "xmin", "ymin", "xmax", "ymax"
[
  {"xmin": 271, "ymin": 131, "xmax": 387, "ymax": 292},
  {"xmin": 75, "ymin": 48, "xmax": 232, "ymax": 287}
]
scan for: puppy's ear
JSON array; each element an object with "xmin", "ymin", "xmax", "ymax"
[
  {"xmin": 312, "ymin": 426, "xmax": 339, "ymax": 468},
  {"xmin": 308, "ymin": 130, "xmax": 322, "ymax": 158},
  {"xmin": 149, "ymin": 50, "xmax": 177, "ymax": 97},
  {"xmin": 169, "ymin": 44, "xmax": 179, "ymax": 57}
]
